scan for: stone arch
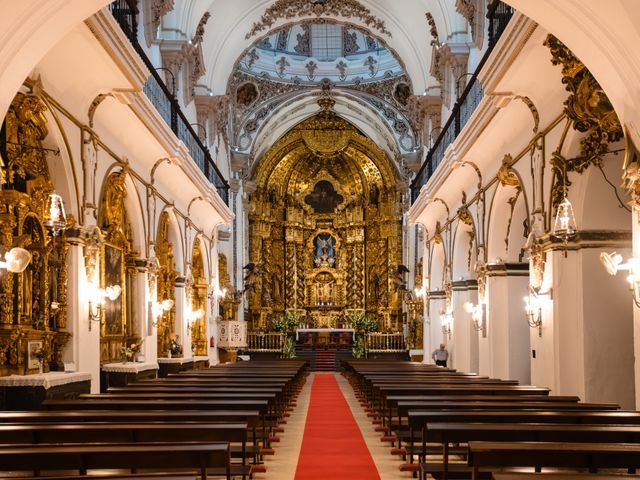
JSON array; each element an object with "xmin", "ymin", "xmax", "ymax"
[{"xmin": 487, "ymin": 183, "xmax": 530, "ymax": 264}]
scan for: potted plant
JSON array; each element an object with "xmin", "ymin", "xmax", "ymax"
[
  {"xmin": 346, "ymin": 311, "xmax": 378, "ymax": 359},
  {"xmin": 269, "ymin": 311, "xmax": 301, "ymax": 359}
]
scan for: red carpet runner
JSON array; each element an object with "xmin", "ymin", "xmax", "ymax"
[{"xmin": 295, "ymin": 374, "xmax": 380, "ymax": 479}]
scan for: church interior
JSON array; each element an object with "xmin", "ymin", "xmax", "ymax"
[{"xmin": 2, "ymin": 0, "xmax": 640, "ymax": 478}]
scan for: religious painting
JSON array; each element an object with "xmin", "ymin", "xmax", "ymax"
[
  {"xmin": 103, "ymin": 243, "xmax": 124, "ymax": 336},
  {"xmin": 304, "ymin": 180, "xmax": 344, "ymax": 213},
  {"xmin": 236, "ymin": 82, "xmax": 258, "ymax": 107},
  {"xmin": 27, "ymin": 340, "xmax": 43, "ymax": 370}
]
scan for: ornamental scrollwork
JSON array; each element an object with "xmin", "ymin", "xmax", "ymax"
[
  {"xmin": 246, "ymin": 0, "xmax": 391, "ymax": 40},
  {"xmin": 544, "ymin": 34, "xmax": 622, "ymax": 170}
]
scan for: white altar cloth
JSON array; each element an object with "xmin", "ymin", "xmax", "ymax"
[
  {"xmin": 0, "ymin": 372, "xmax": 92, "ymax": 389},
  {"xmin": 101, "ymin": 362, "xmax": 158, "ymax": 373}
]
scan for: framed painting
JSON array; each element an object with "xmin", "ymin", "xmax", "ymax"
[
  {"xmin": 103, "ymin": 243, "xmax": 125, "ymax": 336},
  {"xmin": 27, "ymin": 340, "xmax": 43, "ymax": 369}
]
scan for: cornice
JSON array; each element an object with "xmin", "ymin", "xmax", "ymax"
[
  {"xmin": 479, "ymin": 12, "xmax": 538, "ymax": 95},
  {"xmin": 84, "ymin": 9, "xmax": 149, "ymax": 92}
]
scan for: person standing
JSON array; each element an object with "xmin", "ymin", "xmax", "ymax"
[{"xmin": 432, "ymin": 343, "xmax": 449, "ymax": 367}]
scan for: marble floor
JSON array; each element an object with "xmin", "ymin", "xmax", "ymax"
[{"xmin": 255, "ymin": 372, "xmax": 409, "ymax": 480}]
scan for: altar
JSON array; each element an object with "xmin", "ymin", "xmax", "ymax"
[{"xmin": 295, "ymin": 328, "xmax": 355, "ymax": 349}]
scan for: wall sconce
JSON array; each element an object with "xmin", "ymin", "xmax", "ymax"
[
  {"xmin": 0, "ymin": 247, "xmax": 32, "ymax": 272},
  {"xmin": 414, "ymin": 286, "xmax": 427, "ymax": 299},
  {"xmin": 207, "ymin": 279, "xmax": 227, "ymax": 301},
  {"xmin": 45, "ymin": 192, "xmax": 67, "ymax": 237},
  {"xmin": 439, "ymin": 308, "xmax": 453, "ymax": 338},
  {"xmin": 552, "ymin": 196, "xmax": 577, "ymax": 257},
  {"xmin": 524, "ymin": 286, "xmax": 552, "ymax": 336},
  {"xmin": 464, "ymin": 301, "xmax": 486, "ymax": 337},
  {"xmin": 88, "ymin": 284, "xmax": 121, "ymax": 331},
  {"xmin": 150, "ymin": 299, "xmax": 174, "ymax": 327},
  {"xmin": 600, "ymin": 251, "xmax": 640, "ymax": 307},
  {"xmin": 186, "ymin": 307, "xmax": 205, "ymax": 333}
]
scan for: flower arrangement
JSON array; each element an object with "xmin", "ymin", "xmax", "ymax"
[
  {"xmin": 269, "ymin": 311, "xmax": 301, "ymax": 334},
  {"xmin": 281, "ymin": 336, "xmax": 297, "ymax": 359},
  {"xmin": 346, "ymin": 311, "xmax": 378, "ymax": 334},
  {"xmin": 33, "ymin": 345, "xmax": 50, "ymax": 363},
  {"xmin": 352, "ymin": 336, "xmax": 367, "ymax": 359},
  {"xmin": 120, "ymin": 340, "xmax": 143, "ymax": 363}
]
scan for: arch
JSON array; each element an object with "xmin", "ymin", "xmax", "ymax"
[
  {"xmin": 194, "ymin": 0, "xmax": 460, "ymax": 95},
  {"xmin": 240, "ymin": 89, "xmax": 416, "ymax": 162},
  {"xmin": 159, "ymin": 205, "xmax": 185, "ymax": 275},
  {"xmin": 0, "ymin": 1, "xmax": 111, "ymax": 120},
  {"xmin": 487, "ymin": 183, "xmax": 530, "ymax": 263},
  {"xmin": 504, "ymin": 0, "xmax": 640, "ymax": 149},
  {"xmin": 452, "ymin": 219, "xmax": 477, "ymax": 281}
]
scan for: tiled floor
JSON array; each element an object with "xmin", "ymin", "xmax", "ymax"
[{"xmin": 256, "ymin": 372, "xmax": 409, "ymax": 480}]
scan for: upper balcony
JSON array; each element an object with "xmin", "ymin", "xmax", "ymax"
[
  {"xmin": 108, "ymin": 0, "xmax": 229, "ymax": 205},
  {"xmin": 410, "ymin": 1, "xmax": 514, "ymax": 204}
]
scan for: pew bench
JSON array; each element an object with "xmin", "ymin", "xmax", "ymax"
[
  {"xmin": 468, "ymin": 442, "xmax": 640, "ymax": 480},
  {"xmin": 0, "ymin": 442, "xmax": 231, "ymax": 480},
  {"xmin": 422, "ymin": 423, "xmax": 640, "ymax": 480}
]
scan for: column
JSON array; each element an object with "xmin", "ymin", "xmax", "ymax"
[
  {"xmin": 174, "ymin": 277, "xmax": 191, "ymax": 359},
  {"xmin": 65, "ymin": 234, "xmax": 100, "ymax": 393},
  {"xmin": 451, "ymin": 280, "xmax": 479, "ymax": 373},
  {"xmin": 481, "ymin": 263, "xmax": 530, "ymax": 383}
]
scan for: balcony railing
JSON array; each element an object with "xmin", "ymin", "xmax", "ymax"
[
  {"xmin": 366, "ymin": 333, "xmax": 406, "ymax": 353},
  {"xmin": 108, "ymin": 0, "xmax": 229, "ymax": 205},
  {"xmin": 410, "ymin": 0, "xmax": 514, "ymax": 203}
]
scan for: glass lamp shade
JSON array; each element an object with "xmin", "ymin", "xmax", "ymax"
[
  {"xmin": 45, "ymin": 192, "xmax": 67, "ymax": 235},
  {"xmin": 2, "ymin": 247, "xmax": 32, "ymax": 273},
  {"xmin": 104, "ymin": 285, "xmax": 122, "ymax": 301},
  {"xmin": 552, "ymin": 197, "xmax": 577, "ymax": 240}
]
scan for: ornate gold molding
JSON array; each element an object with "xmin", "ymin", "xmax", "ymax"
[
  {"xmin": 246, "ymin": 0, "xmax": 391, "ymax": 40},
  {"xmin": 544, "ymin": 34, "xmax": 622, "ymax": 169}
]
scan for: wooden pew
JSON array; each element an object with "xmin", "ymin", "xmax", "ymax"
[
  {"xmin": 424, "ymin": 422, "xmax": 640, "ymax": 480},
  {"xmin": 492, "ymin": 474, "xmax": 640, "ymax": 480},
  {"xmin": 468, "ymin": 441, "xmax": 640, "ymax": 480},
  {"xmin": 0, "ymin": 442, "xmax": 230, "ymax": 480},
  {"xmin": 0, "ymin": 422, "xmax": 250, "ymax": 479}
]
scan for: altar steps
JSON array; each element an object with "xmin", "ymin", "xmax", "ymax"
[{"xmin": 315, "ymin": 350, "xmax": 336, "ymax": 371}]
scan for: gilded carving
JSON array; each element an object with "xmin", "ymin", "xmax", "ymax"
[
  {"xmin": 457, "ymin": 191, "xmax": 473, "ymax": 226},
  {"xmin": 248, "ymin": 97, "xmax": 402, "ymax": 331},
  {"xmin": 156, "ymin": 212, "xmax": 177, "ymax": 356},
  {"xmin": 0, "ymin": 93, "xmax": 69, "ymax": 376},
  {"xmin": 246, "ymin": 0, "xmax": 391, "ymax": 40},
  {"xmin": 99, "ymin": 169, "xmax": 132, "ymax": 363},
  {"xmin": 497, "ymin": 154, "xmax": 520, "ymax": 187},
  {"xmin": 544, "ymin": 34, "xmax": 622, "ymax": 167}
]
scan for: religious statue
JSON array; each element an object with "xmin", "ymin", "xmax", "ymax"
[{"xmin": 314, "ymin": 233, "xmax": 336, "ymax": 268}]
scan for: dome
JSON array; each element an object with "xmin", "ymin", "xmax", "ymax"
[{"xmin": 239, "ymin": 23, "xmax": 405, "ymax": 86}]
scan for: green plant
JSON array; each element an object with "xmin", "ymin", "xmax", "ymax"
[
  {"xmin": 346, "ymin": 311, "xmax": 379, "ymax": 334},
  {"xmin": 352, "ymin": 336, "xmax": 367, "ymax": 359},
  {"xmin": 269, "ymin": 311, "xmax": 301, "ymax": 334},
  {"xmin": 281, "ymin": 336, "xmax": 297, "ymax": 359}
]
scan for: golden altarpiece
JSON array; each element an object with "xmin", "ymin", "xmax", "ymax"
[
  {"xmin": 247, "ymin": 98, "xmax": 404, "ymax": 332},
  {"xmin": 0, "ymin": 93, "xmax": 70, "ymax": 376},
  {"xmin": 98, "ymin": 169, "xmax": 139, "ymax": 363},
  {"xmin": 154, "ymin": 211, "xmax": 177, "ymax": 357},
  {"xmin": 190, "ymin": 242, "xmax": 208, "ymax": 356}
]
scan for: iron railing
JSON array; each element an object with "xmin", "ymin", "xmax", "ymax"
[
  {"xmin": 410, "ymin": 0, "xmax": 514, "ymax": 203},
  {"xmin": 108, "ymin": 0, "xmax": 229, "ymax": 205}
]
